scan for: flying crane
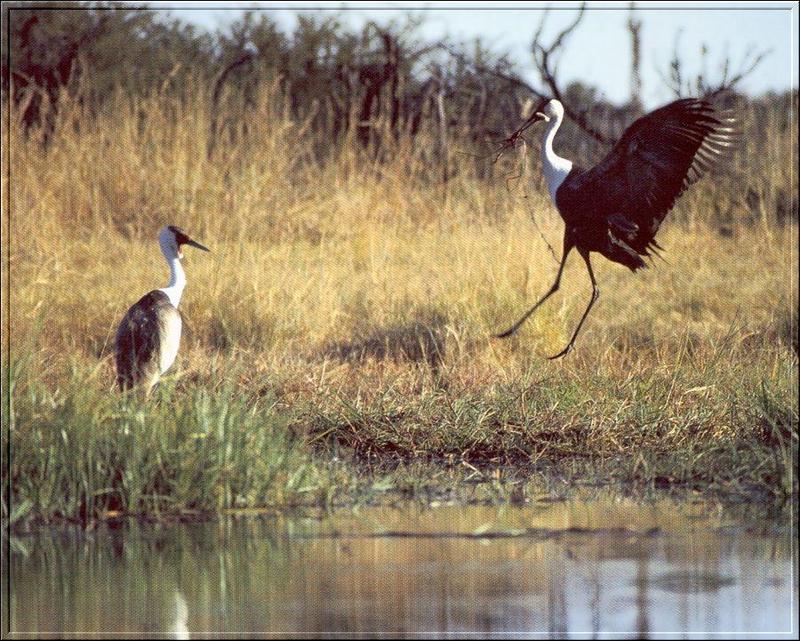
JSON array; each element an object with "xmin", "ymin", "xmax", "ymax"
[{"xmin": 496, "ymin": 97, "xmax": 737, "ymax": 358}]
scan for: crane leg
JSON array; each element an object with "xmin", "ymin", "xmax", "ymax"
[
  {"xmin": 495, "ymin": 238, "xmax": 573, "ymax": 339},
  {"xmin": 548, "ymin": 248, "xmax": 599, "ymax": 360}
]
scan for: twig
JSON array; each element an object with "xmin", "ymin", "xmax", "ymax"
[{"xmin": 506, "ymin": 139, "xmax": 561, "ymax": 266}]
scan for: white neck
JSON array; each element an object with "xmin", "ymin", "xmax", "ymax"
[
  {"xmin": 159, "ymin": 253, "xmax": 186, "ymax": 308},
  {"xmin": 541, "ymin": 113, "xmax": 573, "ymax": 203}
]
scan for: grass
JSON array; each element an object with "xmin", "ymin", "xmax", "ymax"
[{"xmin": 2, "ymin": 83, "xmax": 798, "ymax": 527}]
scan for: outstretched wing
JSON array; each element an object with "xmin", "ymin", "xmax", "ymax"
[{"xmin": 559, "ymin": 98, "xmax": 737, "ymax": 254}]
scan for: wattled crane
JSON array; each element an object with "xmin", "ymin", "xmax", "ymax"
[
  {"xmin": 496, "ymin": 97, "xmax": 737, "ymax": 358},
  {"xmin": 115, "ymin": 225, "xmax": 209, "ymax": 394}
]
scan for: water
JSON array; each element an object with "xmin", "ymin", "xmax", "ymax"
[{"xmin": 8, "ymin": 496, "xmax": 796, "ymax": 637}]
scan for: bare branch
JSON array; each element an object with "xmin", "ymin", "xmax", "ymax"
[
  {"xmin": 211, "ymin": 51, "xmax": 256, "ymax": 108},
  {"xmin": 530, "ymin": 4, "xmax": 613, "ymax": 146},
  {"xmin": 207, "ymin": 51, "xmax": 257, "ymax": 159},
  {"xmin": 436, "ymin": 41, "xmax": 546, "ymax": 100},
  {"xmin": 657, "ymin": 30, "xmax": 771, "ymax": 99},
  {"xmin": 627, "ymin": 2, "xmax": 643, "ymax": 109},
  {"xmin": 547, "ymin": 4, "xmax": 586, "ymax": 55},
  {"xmin": 703, "ymin": 47, "xmax": 771, "ymax": 98},
  {"xmin": 439, "ymin": 7, "xmax": 613, "ymax": 146},
  {"xmin": 531, "ymin": 7, "xmax": 549, "ymax": 58}
]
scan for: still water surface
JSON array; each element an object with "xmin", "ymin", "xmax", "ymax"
[{"xmin": 8, "ymin": 496, "xmax": 796, "ymax": 637}]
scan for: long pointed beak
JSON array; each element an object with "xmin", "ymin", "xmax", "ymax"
[{"xmin": 185, "ymin": 239, "xmax": 210, "ymax": 252}]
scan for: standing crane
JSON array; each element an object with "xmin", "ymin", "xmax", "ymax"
[
  {"xmin": 495, "ymin": 98, "xmax": 736, "ymax": 358},
  {"xmin": 115, "ymin": 225, "xmax": 210, "ymax": 394}
]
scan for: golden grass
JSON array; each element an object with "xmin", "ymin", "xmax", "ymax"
[
  {"xmin": 3, "ymin": 83, "xmax": 798, "ymax": 522},
  {"xmin": 12, "ymin": 214, "xmax": 797, "ymax": 373}
]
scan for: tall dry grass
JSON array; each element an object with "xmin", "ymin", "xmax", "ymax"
[
  {"xmin": 3, "ymin": 81, "xmax": 798, "ymax": 522},
  {"xmin": 7, "ymin": 81, "xmax": 796, "ymax": 362}
]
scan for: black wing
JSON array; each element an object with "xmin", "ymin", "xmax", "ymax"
[
  {"xmin": 114, "ymin": 290, "xmax": 173, "ymax": 389},
  {"xmin": 558, "ymin": 98, "xmax": 737, "ymax": 254}
]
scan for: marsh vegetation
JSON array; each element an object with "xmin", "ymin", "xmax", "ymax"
[{"xmin": 2, "ymin": 8, "xmax": 797, "ymax": 528}]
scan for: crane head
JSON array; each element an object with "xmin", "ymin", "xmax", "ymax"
[
  {"xmin": 160, "ymin": 226, "xmax": 210, "ymax": 260},
  {"xmin": 490, "ymin": 97, "xmax": 561, "ymax": 164},
  {"xmin": 530, "ymin": 98, "xmax": 564, "ymax": 124},
  {"xmin": 499, "ymin": 97, "xmax": 555, "ymax": 151}
]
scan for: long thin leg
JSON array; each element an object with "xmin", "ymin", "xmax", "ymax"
[
  {"xmin": 548, "ymin": 248, "xmax": 599, "ymax": 360},
  {"xmin": 495, "ymin": 237, "xmax": 574, "ymax": 339}
]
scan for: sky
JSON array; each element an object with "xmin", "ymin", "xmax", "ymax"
[{"xmin": 152, "ymin": 1, "xmax": 797, "ymax": 108}]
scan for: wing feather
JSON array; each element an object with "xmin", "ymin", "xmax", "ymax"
[{"xmin": 559, "ymin": 98, "xmax": 738, "ymax": 254}]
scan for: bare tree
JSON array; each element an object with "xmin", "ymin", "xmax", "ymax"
[
  {"xmin": 531, "ymin": 4, "xmax": 613, "ymax": 145},
  {"xmin": 10, "ymin": 11, "xmax": 109, "ymax": 142},
  {"xmin": 627, "ymin": 2, "xmax": 643, "ymax": 111},
  {"xmin": 657, "ymin": 29, "xmax": 770, "ymax": 99}
]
